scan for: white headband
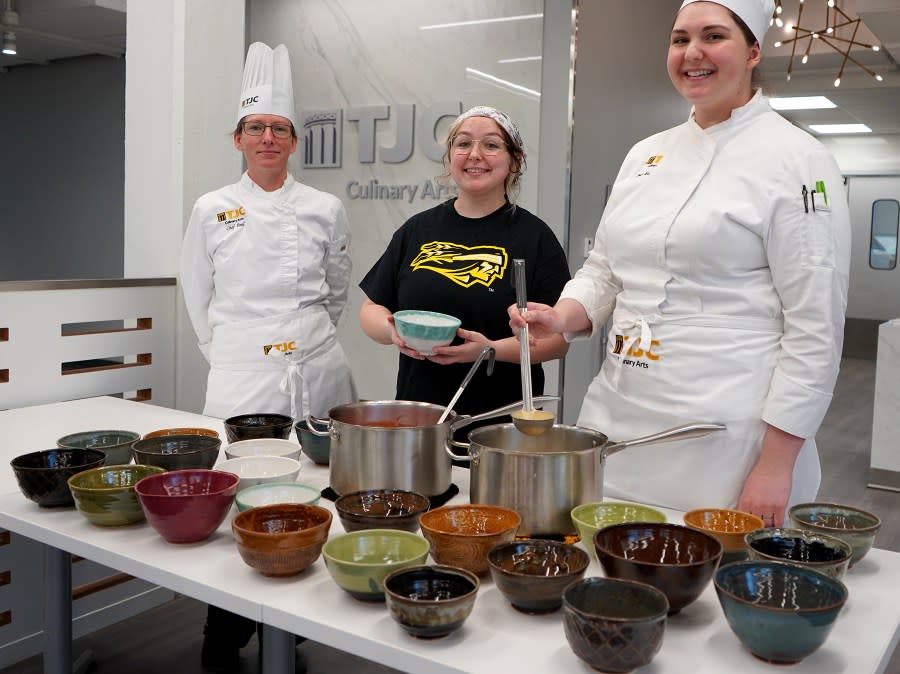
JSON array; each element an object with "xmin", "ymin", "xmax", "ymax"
[
  {"xmin": 678, "ymin": 0, "xmax": 775, "ymax": 44},
  {"xmin": 453, "ymin": 106, "xmax": 524, "ymax": 155}
]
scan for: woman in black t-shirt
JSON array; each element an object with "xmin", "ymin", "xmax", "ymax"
[{"xmin": 359, "ymin": 106, "xmax": 570, "ymax": 420}]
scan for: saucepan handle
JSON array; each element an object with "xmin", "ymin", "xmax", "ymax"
[
  {"xmin": 304, "ymin": 415, "xmax": 333, "ymax": 437},
  {"xmin": 445, "ymin": 395, "xmax": 561, "ymax": 462},
  {"xmin": 602, "ymin": 423, "xmax": 727, "ymax": 458}
]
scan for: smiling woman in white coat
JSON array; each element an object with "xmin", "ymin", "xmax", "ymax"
[{"xmin": 511, "ymin": 0, "xmax": 850, "ymax": 528}]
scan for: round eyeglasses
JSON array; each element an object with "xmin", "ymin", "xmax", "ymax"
[
  {"xmin": 241, "ymin": 121, "xmax": 294, "ymax": 139},
  {"xmin": 450, "ymin": 136, "xmax": 508, "ymax": 156}
]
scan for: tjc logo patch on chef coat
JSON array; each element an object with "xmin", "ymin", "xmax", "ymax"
[
  {"xmin": 637, "ymin": 155, "xmax": 663, "ymax": 178},
  {"xmin": 410, "ymin": 241, "xmax": 508, "ymax": 289},
  {"xmin": 612, "ymin": 334, "xmax": 661, "ymax": 368},
  {"xmin": 217, "ymin": 206, "xmax": 247, "ymax": 231},
  {"xmin": 263, "ymin": 341, "xmax": 296, "ymax": 356}
]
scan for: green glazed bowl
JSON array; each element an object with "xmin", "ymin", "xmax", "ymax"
[
  {"xmin": 322, "ymin": 529, "xmax": 430, "ymax": 602},
  {"xmin": 789, "ymin": 502, "xmax": 881, "ymax": 567},
  {"xmin": 392, "ymin": 310, "xmax": 461, "ymax": 356},
  {"xmin": 68, "ymin": 464, "xmax": 166, "ymax": 526},
  {"xmin": 57, "ymin": 429, "xmax": 141, "ymax": 466},
  {"xmin": 571, "ymin": 502, "xmax": 667, "ymax": 558}
]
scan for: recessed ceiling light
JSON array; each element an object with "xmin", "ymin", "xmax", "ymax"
[
  {"xmin": 808, "ymin": 123, "xmax": 872, "ymax": 134},
  {"xmin": 770, "ymin": 96, "xmax": 836, "ymax": 110}
]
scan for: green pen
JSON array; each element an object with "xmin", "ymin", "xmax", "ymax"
[{"xmin": 815, "ymin": 180, "xmax": 828, "ymax": 206}]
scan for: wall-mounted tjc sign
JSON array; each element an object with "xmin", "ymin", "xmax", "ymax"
[{"xmin": 302, "ymin": 101, "xmax": 463, "ymax": 169}]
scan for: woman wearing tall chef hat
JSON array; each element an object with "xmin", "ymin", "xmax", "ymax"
[
  {"xmin": 180, "ymin": 42, "xmax": 355, "ymax": 671},
  {"xmin": 511, "ymin": 0, "xmax": 850, "ymax": 528}
]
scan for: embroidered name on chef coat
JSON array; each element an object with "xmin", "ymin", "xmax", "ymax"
[
  {"xmin": 637, "ymin": 154, "xmax": 664, "ymax": 178},
  {"xmin": 410, "ymin": 241, "xmax": 508, "ymax": 289},
  {"xmin": 217, "ymin": 206, "xmax": 247, "ymax": 231}
]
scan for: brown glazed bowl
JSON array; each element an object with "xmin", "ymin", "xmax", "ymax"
[
  {"xmin": 143, "ymin": 427, "xmax": 219, "ymax": 440},
  {"xmin": 335, "ymin": 489, "xmax": 430, "ymax": 533},
  {"xmin": 232, "ymin": 503, "xmax": 332, "ymax": 576},
  {"xmin": 224, "ymin": 413, "xmax": 293, "ymax": 443},
  {"xmin": 135, "ymin": 469, "xmax": 238, "ymax": 543},
  {"xmin": 683, "ymin": 508, "xmax": 765, "ymax": 564},
  {"xmin": 562, "ymin": 577, "xmax": 669, "ymax": 673},
  {"xmin": 418, "ymin": 504, "xmax": 521, "ymax": 576},
  {"xmin": 11, "ymin": 448, "xmax": 107, "ymax": 507},
  {"xmin": 594, "ymin": 522, "xmax": 723, "ymax": 614},
  {"xmin": 131, "ymin": 434, "xmax": 222, "ymax": 471},
  {"xmin": 744, "ymin": 527, "xmax": 853, "ymax": 580},
  {"xmin": 487, "ymin": 539, "xmax": 590, "ymax": 614},
  {"xmin": 383, "ymin": 565, "xmax": 479, "ymax": 639},
  {"xmin": 56, "ymin": 430, "xmax": 140, "ymax": 466}
]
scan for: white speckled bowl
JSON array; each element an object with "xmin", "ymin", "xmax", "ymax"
[
  {"xmin": 224, "ymin": 438, "xmax": 301, "ymax": 462},
  {"xmin": 215, "ymin": 455, "xmax": 301, "ymax": 492},
  {"xmin": 235, "ymin": 482, "xmax": 321, "ymax": 512}
]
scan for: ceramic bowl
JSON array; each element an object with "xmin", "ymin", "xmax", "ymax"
[
  {"xmin": 235, "ymin": 482, "xmax": 321, "ymax": 512},
  {"xmin": 56, "ymin": 430, "xmax": 140, "ymax": 466},
  {"xmin": 67, "ymin": 464, "xmax": 166, "ymax": 526},
  {"xmin": 562, "ymin": 577, "xmax": 669, "ymax": 673},
  {"xmin": 223, "ymin": 413, "xmax": 293, "ymax": 444},
  {"xmin": 335, "ymin": 489, "xmax": 430, "ymax": 533},
  {"xmin": 744, "ymin": 527, "xmax": 853, "ymax": 580},
  {"xmin": 487, "ymin": 539, "xmax": 590, "ymax": 614},
  {"xmin": 143, "ymin": 427, "xmax": 219, "ymax": 440},
  {"xmin": 594, "ymin": 522, "xmax": 723, "ymax": 614},
  {"xmin": 392, "ymin": 310, "xmax": 461, "ymax": 356},
  {"xmin": 322, "ymin": 529, "xmax": 430, "ymax": 602},
  {"xmin": 418, "ymin": 504, "xmax": 521, "ymax": 576},
  {"xmin": 231, "ymin": 503, "xmax": 332, "ymax": 576},
  {"xmin": 683, "ymin": 508, "xmax": 765, "ymax": 564},
  {"xmin": 215, "ymin": 455, "xmax": 301, "ymax": 492},
  {"xmin": 223, "ymin": 438, "xmax": 301, "ymax": 462},
  {"xmin": 789, "ymin": 502, "xmax": 881, "ymax": 567},
  {"xmin": 383, "ymin": 564, "xmax": 479, "ymax": 639},
  {"xmin": 715, "ymin": 560, "xmax": 848, "ymax": 664},
  {"xmin": 131, "ymin": 434, "xmax": 221, "ymax": 471},
  {"xmin": 294, "ymin": 419, "xmax": 331, "ymax": 465},
  {"xmin": 135, "ymin": 469, "xmax": 238, "ymax": 543},
  {"xmin": 11, "ymin": 448, "xmax": 107, "ymax": 507},
  {"xmin": 570, "ymin": 501, "xmax": 667, "ymax": 557}
]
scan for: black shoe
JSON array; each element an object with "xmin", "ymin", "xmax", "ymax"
[{"xmin": 201, "ymin": 634, "xmax": 240, "ymax": 673}]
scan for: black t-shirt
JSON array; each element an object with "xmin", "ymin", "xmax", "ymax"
[{"xmin": 360, "ymin": 199, "xmax": 571, "ymax": 417}]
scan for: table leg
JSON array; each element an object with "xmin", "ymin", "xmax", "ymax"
[
  {"xmin": 260, "ymin": 623, "xmax": 294, "ymax": 674},
  {"xmin": 43, "ymin": 545, "xmax": 72, "ymax": 674}
]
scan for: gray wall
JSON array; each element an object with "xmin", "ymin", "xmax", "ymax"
[
  {"xmin": 0, "ymin": 55, "xmax": 125, "ymax": 281},
  {"xmin": 561, "ymin": 0, "xmax": 687, "ymax": 422}
]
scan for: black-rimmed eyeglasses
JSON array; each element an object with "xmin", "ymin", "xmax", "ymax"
[{"xmin": 241, "ymin": 121, "xmax": 294, "ymax": 139}]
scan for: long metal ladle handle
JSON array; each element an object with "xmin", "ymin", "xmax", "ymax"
[
  {"xmin": 602, "ymin": 423, "xmax": 727, "ymax": 458},
  {"xmin": 437, "ymin": 346, "xmax": 496, "ymax": 425},
  {"xmin": 513, "ymin": 259, "xmax": 534, "ymax": 413}
]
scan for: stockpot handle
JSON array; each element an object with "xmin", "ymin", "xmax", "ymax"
[
  {"xmin": 304, "ymin": 415, "xmax": 333, "ymax": 437},
  {"xmin": 445, "ymin": 395, "xmax": 561, "ymax": 462},
  {"xmin": 602, "ymin": 423, "xmax": 727, "ymax": 458}
]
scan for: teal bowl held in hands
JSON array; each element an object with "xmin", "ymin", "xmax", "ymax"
[{"xmin": 392, "ymin": 310, "xmax": 461, "ymax": 356}]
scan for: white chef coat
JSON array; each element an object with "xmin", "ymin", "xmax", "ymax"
[
  {"xmin": 562, "ymin": 91, "xmax": 850, "ymax": 511},
  {"xmin": 180, "ymin": 172, "xmax": 356, "ymax": 419}
]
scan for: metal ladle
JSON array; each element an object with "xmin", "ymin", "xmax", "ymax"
[
  {"xmin": 437, "ymin": 346, "xmax": 496, "ymax": 425},
  {"xmin": 510, "ymin": 259, "xmax": 555, "ymax": 436}
]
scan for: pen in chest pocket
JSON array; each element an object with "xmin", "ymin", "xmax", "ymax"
[{"xmin": 801, "ymin": 185, "xmax": 809, "ymax": 213}]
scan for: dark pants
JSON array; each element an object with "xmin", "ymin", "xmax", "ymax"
[{"xmin": 205, "ymin": 605, "xmax": 257, "ymax": 647}]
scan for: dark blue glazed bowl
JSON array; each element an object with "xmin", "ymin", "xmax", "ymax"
[{"xmin": 714, "ymin": 560, "xmax": 848, "ymax": 664}]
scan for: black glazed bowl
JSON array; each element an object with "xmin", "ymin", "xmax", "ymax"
[
  {"xmin": 745, "ymin": 527, "xmax": 852, "ymax": 580},
  {"xmin": 383, "ymin": 565, "xmax": 479, "ymax": 639},
  {"xmin": 487, "ymin": 539, "xmax": 590, "ymax": 614},
  {"xmin": 11, "ymin": 448, "xmax": 107, "ymax": 507},
  {"xmin": 225, "ymin": 413, "xmax": 293, "ymax": 443},
  {"xmin": 562, "ymin": 576, "xmax": 669, "ymax": 673},
  {"xmin": 335, "ymin": 489, "xmax": 430, "ymax": 533},
  {"xmin": 131, "ymin": 434, "xmax": 221, "ymax": 471}
]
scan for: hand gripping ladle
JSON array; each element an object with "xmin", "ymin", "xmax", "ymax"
[{"xmin": 510, "ymin": 259, "xmax": 555, "ymax": 436}]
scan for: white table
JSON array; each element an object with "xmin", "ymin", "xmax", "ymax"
[{"xmin": 2, "ymin": 397, "xmax": 899, "ymax": 674}]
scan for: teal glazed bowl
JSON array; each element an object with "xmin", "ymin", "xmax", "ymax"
[
  {"xmin": 294, "ymin": 419, "xmax": 331, "ymax": 465},
  {"xmin": 715, "ymin": 560, "xmax": 848, "ymax": 664},
  {"xmin": 392, "ymin": 310, "xmax": 461, "ymax": 356},
  {"xmin": 57, "ymin": 430, "xmax": 140, "ymax": 466},
  {"xmin": 68, "ymin": 464, "xmax": 166, "ymax": 526},
  {"xmin": 789, "ymin": 502, "xmax": 881, "ymax": 567}
]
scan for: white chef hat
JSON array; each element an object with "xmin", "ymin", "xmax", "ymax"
[
  {"xmin": 236, "ymin": 42, "xmax": 297, "ymax": 128},
  {"xmin": 678, "ymin": 0, "xmax": 775, "ymax": 44}
]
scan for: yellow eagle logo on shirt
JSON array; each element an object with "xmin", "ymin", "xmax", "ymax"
[{"xmin": 410, "ymin": 242, "xmax": 508, "ymax": 288}]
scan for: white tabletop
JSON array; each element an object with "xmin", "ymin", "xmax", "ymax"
[{"xmin": 1, "ymin": 397, "xmax": 899, "ymax": 674}]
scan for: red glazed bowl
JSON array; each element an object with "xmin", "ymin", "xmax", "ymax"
[{"xmin": 135, "ymin": 469, "xmax": 238, "ymax": 543}]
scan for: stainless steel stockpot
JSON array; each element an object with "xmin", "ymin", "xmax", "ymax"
[
  {"xmin": 449, "ymin": 422, "xmax": 725, "ymax": 538},
  {"xmin": 308, "ymin": 397, "xmax": 558, "ymax": 497}
]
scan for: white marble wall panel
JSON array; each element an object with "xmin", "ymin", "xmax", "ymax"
[
  {"xmin": 250, "ymin": 0, "xmax": 545, "ymax": 399},
  {"xmin": 871, "ymin": 319, "xmax": 900, "ymax": 476}
]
